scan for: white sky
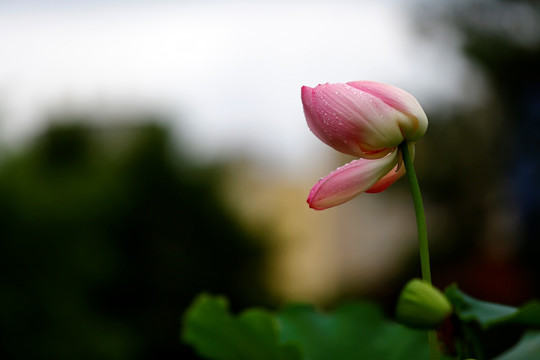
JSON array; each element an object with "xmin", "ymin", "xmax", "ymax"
[{"xmin": 0, "ymin": 0, "xmax": 475, "ymax": 176}]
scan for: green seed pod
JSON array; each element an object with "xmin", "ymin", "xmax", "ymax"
[{"xmin": 396, "ymin": 279, "xmax": 452, "ymax": 329}]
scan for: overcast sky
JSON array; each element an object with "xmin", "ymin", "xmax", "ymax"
[{"xmin": 0, "ymin": 0, "xmax": 476, "ymax": 176}]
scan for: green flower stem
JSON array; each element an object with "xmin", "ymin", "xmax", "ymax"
[
  {"xmin": 400, "ymin": 142, "xmax": 432, "ymax": 284},
  {"xmin": 428, "ymin": 332, "xmax": 439, "ymax": 360},
  {"xmin": 399, "ymin": 142, "xmax": 438, "ymax": 360}
]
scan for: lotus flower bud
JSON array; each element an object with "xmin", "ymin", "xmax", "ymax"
[
  {"xmin": 301, "ymin": 81, "xmax": 428, "ymax": 210},
  {"xmin": 301, "ymin": 81, "xmax": 428, "ymax": 159},
  {"xmin": 396, "ymin": 279, "xmax": 452, "ymax": 329}
]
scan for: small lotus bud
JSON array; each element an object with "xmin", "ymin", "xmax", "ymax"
[{"xmin": 396, "ymin": 279, "xmax": 452, "ymax": 329}]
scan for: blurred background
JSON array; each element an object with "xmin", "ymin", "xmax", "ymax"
[{"xmin": 0, "ymin": 0, "xmax": 539, "ymax": 359}]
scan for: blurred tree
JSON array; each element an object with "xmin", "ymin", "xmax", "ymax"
[
  {"xmin": 452, "ymin": 0, "xmax": 540, "ymax": 286},
  {"xmin": 0, "ymin": 118, "xmax": 271, "ymax": 360},
  {"xmin": 411, "ymin": 0, "xmax": 540, "ymax": 305}
]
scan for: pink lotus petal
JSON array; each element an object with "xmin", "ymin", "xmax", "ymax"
[
  {"xmin": 365, "ymin": 163, "xmax": 405, "ymax": 193},
  {"xmin": 366, "ymin": 143, "xmax": 414, "ymax": 193},
  {"xmin": 302, "ymin": 83, "xmax": 423, "ymax": 158},
  {"xmin": 307, "ymin": 150, "xmax": 399, "ymax": 210},
  {"xmin": 347, "ymin": 81, "xmax": 428, "ymax": 142}
]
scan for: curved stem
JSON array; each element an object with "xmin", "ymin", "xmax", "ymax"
[
  {"xmin": 400, "ymin": 142, "xmax": 438, "ymax": 360},
  {"xmin": 400, "ymin": 142, "xmax": 432, "ymax": 284}
]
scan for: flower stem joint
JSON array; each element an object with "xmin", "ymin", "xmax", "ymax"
[{"xmin": 396, "ymin": 279, "xmax": 453, "ymax": 329}]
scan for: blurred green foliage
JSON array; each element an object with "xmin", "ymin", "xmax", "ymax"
[
  {"xmin": 0, "ymin": 119, "xmax": 271, "ymax": 360},
  {"xmin": 183, "ymin": 288, "xmax": 540, "ymax": 360},
  {"xmin": 445, "ymin": 285, "xmax": 540, "ymax": 359},
  {"xmin": 183, "ymin": 294, "xmax": 430, "ymax": 360},
  {"xmin": 183, "ymin": 294, "xmax": 300, "ymax": 360}
]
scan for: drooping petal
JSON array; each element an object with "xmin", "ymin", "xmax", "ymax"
[
  {"xmin": 365, "ymin": 163, "xmax": 405, "ymax": 193},
  {"xmin": 307, "ymin": 149, "xmax": 399, "ymax": 210},
  {"xmin": 366, "ymin": 143, "xmax": 415, "ymax": 193},
  {"xmin": 347, "ymin": 81, "xmax": 428, "ymax": 142},
  {"xmin": 302, "ymin": 83, "xmax": 420, "ymax": 158}
]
